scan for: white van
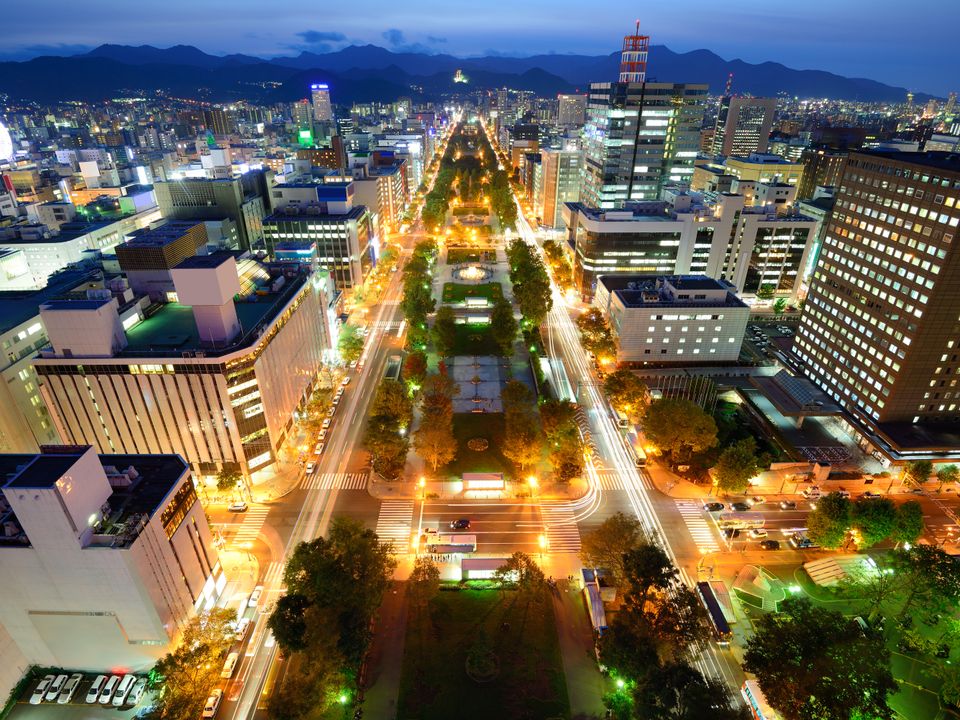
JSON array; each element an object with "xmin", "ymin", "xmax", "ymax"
[
  {"xmin": 127, "ymin": 677, "xmax": 148, "ymax": 707},
  {"xmin": 221, "ymin": 651, "xmax": 240, "ymax": 679},
  {"xmin": 112, "ymin": 674, "xmax": 136, "ymax": 706},
  {"xmin": 98, "ymin": 675, "xmax": 121, "ymax": 704},
  {"xmin": 85, "ymin": 675, "xmax": 107, "ymax": 704},
  {"xmin": 57, "ymin": 673, "xmax": 83, "ymax": 704}
]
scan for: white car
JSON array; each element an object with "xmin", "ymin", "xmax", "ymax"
[
  {"xmin": 305, "ymin": 461, "xmax": 316, "ymax": 474},
  {"xmin": 57, "ymin": 673, "xmax": 83, "ymax": 704},
  {"xmin": 228, "ymin": 502, "xmax": 248, "ymax": 512},
  {"xmin": 322, "ymin": 418, "xmax": 331, "ymax": 429},
  {"xmin": 30, "ymin": 675, "xmax": 54, "ymax": 705},
  {"xmin": 45, "ymin": 674, "xmax": 67, "ymax": 702},
  {"xmin": 127, "ymin": 677, "xmax": 148, "ymax": 707},
  {"xmin": 248, "ymin": 585, "xmax": 264, "ymax": 608},
  {"xmin": 221, "ymin": 651, "xmax": 239, "ymax": 679},
  {"xmin": 112, "ymin": 674, "xmax": 136, "ymax": 706},
  {"xmin": 99, "ymin": 675, "xmax": 121, "ymax": 704},
  {"xmin": 341, "ymin": 376, "xmax": 351, "ymax": 387},
  {"xmin": 314, "ymin": 444, "xmax": 325, "ymax": 456},
  {"xmin": 85, "ymin": 675, "xmax": 107, "ymax": 704},
  {"xmin": 235, "ymin": 617, "xmax": 252, "ymax": 641},
  {"xmin": 749, "ymin": 528, "xmax": 768, "ymax": 539},
  {"xmin": 202, "ymin": 689, "xmax": 223, "ymax": 718}
]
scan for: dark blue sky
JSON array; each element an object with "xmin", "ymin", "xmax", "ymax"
[{"xmin": 2, "ymin": 0, "xmax": 955, "ymax": 95}]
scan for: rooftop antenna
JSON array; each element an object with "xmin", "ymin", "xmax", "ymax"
[{"xmin": 725, "ymin": 72, "xmax": 734, "ymax": 97}]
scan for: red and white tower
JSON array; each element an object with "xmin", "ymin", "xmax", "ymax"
[{"xmin": 619, "ymin": 20, "xmax": 650, "ymax": 83}]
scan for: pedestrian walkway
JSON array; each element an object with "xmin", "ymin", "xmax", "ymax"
[
  {"xmin": 375, "ymin": 500, "xmax": 415, "ymax": 552},
  {"xmin": 541, "ymin": 505, "xmax": 582, "ymax": 553},
  {"xmin": 230, "ymin": 506, "xmax": 269, "ymax": 547},
  {"xmin": 261, "ymin": 560, "xmax": 286, "ymax": 592},
  {"xmin": 674, "ymin": 500, "xmax": 721, "ymax": 552},
  {"xmin": 302, "ymin": 472, "xmax": 368, "ymax": 491},
  {"xmin": 592, "ymin": 469, "xmax": 652, "ymax": 491}
]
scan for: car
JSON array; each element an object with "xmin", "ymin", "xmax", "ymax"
[
  {"xmin": 703, "ymin": 502, "xmax": 724, "ymax": 512},
  {"xmin": 85, "ymin": 675, "xmax": 107, "ymax": 704},
  {"xmin": 861, "ymin": 491, "xmax": 882, "ymax": 499},
  {"xmin": 228, "ymin": 502, "xmax": 248, "ymax": 513},
  {"xmin": 759, "ymin": 539, "xmax": 781, "ymax": 550},
  {"xmin": 305, "ymin": 461, "xmax": 316, "ymax": 474},
  {"xmin": 789, "ymin": 533, "xmax": 818, "ymax": 549},
  {"xmin": 327, "ymin": 407, "xmax": 336, "ymax": 417},
  {"xmin": 836, "ymin": 490, "xmax": 851, "ymax": 498},
  {"xmin": 801, "ymin": 486, "xmax": 821, "ymax": 499},
  {"xmin": 201, "ymin": 689, "xmax": 223, "ymax": 718},
  {"xmin": 318, "ymin": 429, "xmax": 327, "ymax": 441},
  {"xmin": 322, "ymin": 418, "xmax": 331, "ymax": 429},
  {"xmin": 248, "ymin": 585, "xmax": 264, "ymax": 608},
  {"xmin": 57, "ymin": 673, "xmax": 83, "ymax": 704},
  {"xmin": 30, "ymin": 675, "xmax": 55, "ymax": 705},
  {"xmin": 341, "ymin": 376, "xmax": 351, "ymax": 386},
  {"xmin": 723, "ymin": 528, "xmax": 741, "ymax": 539},
  {"xmin": 221, "ymin": 651, "xmax": 239, "ymax": 679},
  {"xmin": 779, "ymin": 500, "xmax": 797, "ymax": 510},
  {"xmin": 749, "ymin": 496, "xmax": 764, "ymax": 506},
  {"xmin": 749, "ymin": 528, "xmax": 768, "ymax": 539},
  {"xmin": 112, "ymin": 674, "xmax": 136, "ymax": 706},
  {"xmin": 45, "ymin": 674, "xmax": 68, "ymax": 702},
  {"xmin": 99, "ymin": 675, "xmax": 121, "ymax": 704},
  {"xmin": 731, "ymin": 502, "xmax": 751, "ymax": 512},
  {"xmin": 314, "ymin": 443, "xmax": 325, "ymax": 456},
  {"xmin": 235, "ymin": 617, "xmax": 252, "ymax": 641},
  {"xmin": 126, "ymin": 677, "xmax": 148, "ymax": 707},
  {"xmin": 332, "ymin": 396, "xmax": 340, "ymax": 406},
  {"xmin": 349, "ymin": 360, "xmax": 359, "ymax": 369},
  {"xmin": 450, "ymin": 518, "xmax": 471, "ymax": 530}
]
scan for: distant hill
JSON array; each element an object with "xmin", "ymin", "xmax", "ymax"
[{"xmin": 0, "ymin": 43, "xmax": 933, "ymax": 104}]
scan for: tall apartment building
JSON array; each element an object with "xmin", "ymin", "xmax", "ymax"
[
  {"xmin": 263, "ymin": 181, "xmax": 374, "ymax": 291},
  {"xmin": 557, "ymin": 94, "xmax": 588, "ymax": 127},
  {"xmin": 793, "ymin": 151, "xmax": 960, "ymax": 460},
  {"xmin": 538, "ymin": 146, "xmax": 581, "ymax": 229},
  {"xmin": 0, "ymin": 447, "xmax": 223, "ymax": 698},
  {"xmin": 36, "ymin": 253, "xmax": 333, "ymax": 476},
  {"xmin": 712, "ymin": 97, "xmax": 777, "ymax": 157},
  {"xmin": 581, "ymin": 82, "xmax": 707, "ymax": 208},
  {"xmin": 154, "ymin": 171, "xmax": 269, "ymax": 250},
  {"xmin": 311, "ymin": 84, "xmax": 333, "ymax": 123}
]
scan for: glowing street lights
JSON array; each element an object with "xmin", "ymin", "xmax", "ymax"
[
  {"xmin": 419, "ymin": 476, "xmax": 426, "ymax": 500},
  {"xmin": 528, "ymin": 475, "xmax": 538, "ymax": 499},
  {"xmin": 538, "ymin": 533, "xmax": 549, "ymax": 560}
]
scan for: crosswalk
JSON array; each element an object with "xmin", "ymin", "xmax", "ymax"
[
  {"xmin": 231, "ymin": 506, "xmax": 269, "ymax": 546},
  {"xmin": 302, "ymin": 472, "xmax": 368, "ymax": 491},
  {"xmin": 674, "ymin": 500, "xmax": 720, "ymax": 552},
  {"xmin": 541, "ymin": 505, "xmax": 582, "ymax": 553},
  {"xmin": 261, "ymin": 560, "xmax": 286, "ymax": 593},
  {"xmin": 375, "ymin": 500, "xmax": 415, "ymax": 552},
  {"xmin": 592, "ymin": 470, "xmax": 652, "ymax": 491}
]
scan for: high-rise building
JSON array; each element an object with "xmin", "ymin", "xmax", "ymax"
[
  {"xmin": 557, "ymin": 94, "xmax": 588, "ymax": 127},
  {"xmin": 538, "ymin": 146, "xmax": 581, "ymax": 228},
  {"xmin": 797, "ymin": 148, "xmax": 848, "ymax": 200},
  {"xmin": 793, "ymin": 151, "xmax": 960, "ymax": 460},
  {"xmin": 711, "ymin": 96, "xmax": 777, "ymax": 157},
  {"xmin": 311, "ymin": 84, "xmax": 333, "ymax": 123},
  {"xmin": 36, "ymin": 254, "xmax": 333, "ymax": 476},
  {"xmin": 0, "ymin": 447, "xmax": 224, "ymax": 698}
]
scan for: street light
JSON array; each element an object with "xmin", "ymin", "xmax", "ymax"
[
  {"xmin": 527, "ymin": 475, "xmax": 538, "ymax": 499},
  {"xmin": 419, "ymin": 476, "xmax": 426, "ymax": 500},
  {"xmin": 538, "ymin": 533, "xmax": 548, "ymax": 560}
]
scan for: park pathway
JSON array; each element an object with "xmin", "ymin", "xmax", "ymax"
[
  {"xmin": 361, "ymin": 580, "xmax": 409, "ymax": 719},
  {"xmin": 551, "ymin": 579, "xmax": 608, "ymax": 719}
]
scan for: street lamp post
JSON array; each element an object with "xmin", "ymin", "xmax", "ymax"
[
  {"xmin": 419, "ymin": 476, "xmax": 426, "ymax": 500},
  {"xmin": 538, "ymin": 533, "xmax": 548, "ymax": 561},
  {"xmin": 527, "ymin": 475, "xmax": 538, "ymax": 500}
]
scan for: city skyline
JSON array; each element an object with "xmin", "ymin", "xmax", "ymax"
[{"xmin": 1, "ymin": 0, "xmax": 956, "ymax": 95}]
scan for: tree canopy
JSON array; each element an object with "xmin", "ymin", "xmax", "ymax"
[
  {"xmin": 603, "ymin": 369, "xmax": 649, "ymax": 425},
  {"xmin": 580, "ymin": 512, "xmax": 648, "ymax": 590},
  {"xmin": 642, "ymin": 399, "xmax": 717, "ymax": 461},
  {"xmin": 432, "ymin": 305, "xmax": 457, "ymax": 357},
  {"xmin": 805, "ymin": 492, "xmax": 851, "ymax": 549},
  {"xmin": 337, "ymin": 323, "xmax": 365, "ymax": 363},
  {"xmin": 713, "ymin": 436, "xmax": 761, "ymax": 494}
]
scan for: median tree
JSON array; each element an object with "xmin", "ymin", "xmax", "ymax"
[
  {"xmin": 403, "ymin": 350, "xmax": 428, "ymax": 388},
  {"xmin": 850, "ymin": 497, "xmax": 897, "ymax": 548},
  {"xmin": 891, "ymin": 500, "xmax": 924, "ymax": 545},
  {"xmin": 805, "ymin": 492, "xmax": 851, "ymax": 549},
  {"xmin": 580, "ymin": 512, "xmax": 648, "ymax": 591},
  {"xmin": 744, "ymin": 598, "xmax": 897, "ymax": 720},
  {"xmin": 577, "ymin": 308, "xmax": 617, "ymax": 359},
  {"xmin": 642, "ymin": 399, "xmax": 717, "ymax": 462},
  {"xmin": 713, "ymin": 436, "xmax": 761, "ymax": 495},
  {"xmin": 603, "ymin": 369, "xmax": 649, "ymax": 425}
]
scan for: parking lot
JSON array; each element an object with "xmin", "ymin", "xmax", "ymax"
[
  {"xmin": 740, "ymin": 320, "xmax": 797, "ymax": 363},
  {"xmin": 9, "ymin": 674, "xmax": 150, "ymax": 720}
]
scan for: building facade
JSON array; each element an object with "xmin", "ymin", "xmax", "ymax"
[
  {"xmin": 712, "ymin": 97, "xmax": 777, "ymax": 157},
  {"xmin": 538, "ymin": 147, "xmax": 581, "ymax": 229}
]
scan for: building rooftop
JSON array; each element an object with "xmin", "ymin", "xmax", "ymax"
[
  {"xmin": 263, "ymin": 205, "xmax": 367, "ymax": 223},
  {"xmin": 854, "ymin": 150, "xmax": 960, "ymax": 174},
  {"xmin": 0, "ymin": 268, "xmax": 103, "ymax": 336},
  {"xmin": 175, "ymin": 251, "xmax": 234, "ymax": 270},
  {"xmin": 2, "ymin": 454, "xmax": 79, "ymax": 488},
  {"xmin": 100, "ymin": 453, "xmax": 190, "ymax": 520},
  {"xmin": 123, "ymin": 221, "xmax": 202, "ymax": 248},
  {"xmin": 598, "ymin": 274, "xmax": 747, "ymax": 309}
]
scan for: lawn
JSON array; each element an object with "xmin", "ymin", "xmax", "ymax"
[
  {"xmin": 397, "ymin": 586, "xmax": 570, "ymax": 720},
  {"xmin": 444, "ymin": 412, "xmax": 510, "ymax": 478},
  {"xmin": 452, "ymin": 323, "xmax": 502, "ymax": 356},
  {"xmin": 442, "ymin": 282, "xmax": 502, "ymax": 304},
  {"xmin": 447, "ymin": 248, "xmax": 496, "ymax": 264}
]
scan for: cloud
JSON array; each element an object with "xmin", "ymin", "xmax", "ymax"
[
  {"xmin": 380, "ymin": 28, "xmax": 438, "ymax": 54},
  {"xmin": 296, "ymin": 30, "xmax": 347, "ymax": 45},
  {"xmin": 382, "ymin": 29, "xmax": 405, "ymax": 47},
  {"xmin": 426, "ymin": 35, "xmax": 447, "ymax": 44}
]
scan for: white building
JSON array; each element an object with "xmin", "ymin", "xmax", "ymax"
[
  {"xmin": 0, "ymin": 447, "xmax": 223, "ymax": 698},
  {"xmin": 311, "ymin": 84, "xmax": 333, "ymax": 123},
  {"xmin": 35, "ymin": 253, "xmax": 333, "ymax": 477},
  {"xmin": 593, "ymin": 275, "xmax": 749, "ymax": 364}
]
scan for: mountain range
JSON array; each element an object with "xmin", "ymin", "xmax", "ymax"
[{"xmin": 0, "ymin": 43, "xmax": 931, "ymax": 105}]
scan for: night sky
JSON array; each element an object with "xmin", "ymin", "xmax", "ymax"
[{"xmin": 1, "ymin": 0, "xmax": 955, "ymax": 95}]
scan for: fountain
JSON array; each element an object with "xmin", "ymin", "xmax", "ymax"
[{"xmin": 453, "ymin": 264, "xmax": 492, "ymax": 282}]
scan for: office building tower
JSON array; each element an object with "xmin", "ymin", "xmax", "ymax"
[
  {"xmin": 538, "ymin": 146, "xmax": 581, "ymax": 228},
  {"xmin": 312, "ymin": 84, "xmax": 333, "ymax": 123},
  {"xmin": 557, "ymin": 94, "xmax": 588, "ymax": 127},
  {"xmin": 203, "ymin": 108, "xmax": 233, "ymax": 137},
  {"xmin": 36, "ymin": 253, "xmax": 333, "ymax": 476},
  {"xmin": 292, "ymin": 99, "xmax": 312, "ymax": 129},
  {"xmin": 154, "ymin": 171, "xmax": 269, "ymax": 250},
  {"xmin": 793, "ymin": 151, "xmax": 960, "ymax": 460},
  {"xmin": 711, "ymin": 97, "xmax": 777, "ymax": 157},
  {"xmin": 0, "ymin": 447, "xmax": 223, "ymax": 699},
  {"xmin": 115, "ymin": 221, "xmax": 210, "ymax": 301},
  {"xmin": 797, "ymin": 148, "xmax": 848, "ymax": 200}
]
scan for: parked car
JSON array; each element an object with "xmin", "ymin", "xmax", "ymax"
[
  {"xmin": 305, "ymin": 461, "xmax": 316, "ymax": 474},
  {"xmin": 322, "ymin": 418, "xmax": 331, "ymax": 429},
  {"xmin": 731, "ymin": 502, "xmax": 751, "ymax": 512},
  {"xmin": 723, "ymin": 528, "xmax": 741, "ymax": 539},
  {"xmin": 318, "ymin": 429, "xmax": 327, "ymax": 442},
  {"xmin": 789, "ymin": 533, "xmax": 818, "ymax": 549},
  {"xmin": 45, "ymin": 674, "xmax": 67, "ymax": 703},
  {"xmin": 450, "ymin": 518, "xmax": 471, "ymax": 530},
  {"xmin": 127, "ymin": 677, "xmax": 148, "ymax": 707},
  {"xmin": 327, "ymin": 406, "xmax": 336, "ymax": 417},
  {"xmin": 202, "ymin": 689, "xmax": 223, "ymax": 718},
  {"xmin": 801, "ymin": 487, "xmax": 821, "ymax": 499},
  {"xmin": 341, "ymin": 376, "xmax": 351, "ymax": 386},
  {"xmin": 759, "ymin": 539, "xmax": 781, "ymax": 550},
  {"xmin": 749, "ymin": 528, "xmax": 768, "ymax": 539},
  {"xmin": 30, "ymin": 675, "xmax": 55, "ymax": 705},
  {"xmin": 112, "ymin": 674, "xmax": 136, "ymax": 706},
  {"xmin": 228, "ymin": 502, "xmax": 248, "ymax": 513},
  {"xmin": 703, "ymin": 502, "xmax": 724, "ymax": 512},
  {"xmin": 235, "ymin": 617, "xmax": 252, "ymax": 641},
  {"xmin": 248, "ymin": 585, "xmax": 264, "ymax": 608},
  {"xmin": 221, "ymin": 652, "xmax": 239, "ymax": 679},
  {"xmin": 85, "ymin": 675, "xmax": 107, "ymax": 704},
  {"xmin": 861, "ymin": 491, "xmax": 882, "ymax": 499},
  {"xmin": 98, "ymin": 675, "xmax": 121, "ymax": 705},
  {"xmin": 749, "ymin": 496, "xmax": 764, "ymax": 506},
  {"xmin": 779, "ymin": 500, "xmax": 797, "ymax": 510},
  {"xmin": 836, "ymin": 490, "xmax": 851, "ymax": 498},
  {"xmin": 57, "ymin": 673, "xmax": 83, "ymax": 704}
]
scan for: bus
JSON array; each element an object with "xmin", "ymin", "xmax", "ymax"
[
  {"xmin": 423, "ymin": 533, "xmax": 477, "ymax": 555},
  {"xmin": 741, "ymin": 680, "xmax": 779, "ymax": 719},
  {"xmin": 716, "ymin": 511, "xmax": 765, "ymax": 530},
  {"xmin": 624, "ymin": 431, "xmax": 647, "ymax": 467},
  {"xmin": 696, "ymin": 581, "xmax": 731, "ymax": 644}
]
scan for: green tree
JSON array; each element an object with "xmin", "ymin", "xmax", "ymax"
[
  {"xmin": 403, "ymin": 350, "xmax": 428, "ymax": 387},
  {"xmin": 632, "ymin": 660, "xmax": 751, "ymax": 720},
  {"xmin": 936, "ymin": 463, "xmax": 960, "ymax": 488},
  {"xmin": 414, "ymin": 420, "xmax": 457, "ymax": 472},
  {"xmin": 891, "ymin": 544, "xmax": 960, "ymax": 619},
  {"xmin": 713, "ymin": 437, "xmax": 761, "ymax": 494},
  {"xmin": 756, "ymin": 284, "xmax": 775, "ymax": 300},
  {"xmin": 501, "ymin": 379, "xmax": 534, "ymax": 414},
  {"xmin": 501, "ymin": 415, "xmax": 542, "ymax": 473},
  {"xmin": 539, "ymin": 398, "xmax": 577, "ymax": 437},
  {"xmin": 364, "ymin": 379, "xmax": 413, "ymax": 479},
  {"xmin": 548, "ymin": 436, "xmax": 584, "ymax": 483},
  {"xmin": 338, "ymin": 324, "xmax": 364, "ymax": 363},
  {"xmin": 903, "ymin": 459, "xmax": 932, "ymax": 486},
  {"xmin": 580, "ymin": 512, "xmax": 648, "ymax": 590},
  {"xmin": 744, "ymin": 598, "xmax": 897, "ymax": 720},
  {"xmin": 642, "ymin": 399, "xmax": 718, "ymax": 461},
  {"xmin": 493, "ymin": 551, "xmax": 546, "ymax": 594},
  {"xmin": 489, "ymin": 295, "xmax": 517, "ymax": 356},
  {"xmin": 772, "ymin": 297, "xmax": 788, "ymax": 315},
  {"xmin": 851, "ymin": 497, "xmax": 897, "ymax": 547},
  {"xmin": 621, "ymin": 543, "xmax": 679, "ymax": 612},
  {"xmin": 370, "ymin": 378, "xmax": 412, "ymax": 421},
  {"xmin": 407, "ymin": 557, "xmax": 440, "ymax": 609},
  {"xmin": 603, "ymin": 369, "xmax": 649, "ymax": 424},
  {"xmin": 216, "ymin": 467, "xmax": 242, "ymax": 492},
  {"xmin": 891, "ymin": 500, "xmax": 924, "ymax": 545},
  {"xmin": 577, "ymin": 308, "xmax": 616, "ymax": 359},
  {"xmin": 148, "ymin": 608, "xmax": 237, "ymax": 720},
  {"xmin": 432, "ymin": 305, "xmax": 457, "ymax": 356},
  {"xmin": 805, "ymin": 492, "xmax": 851, "ymax": 548}
]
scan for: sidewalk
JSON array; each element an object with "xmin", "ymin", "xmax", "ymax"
[
  {"xmin": 249, "ymin": 459, "xmax": 303, "ymax": 502},
  {"xmin": 645, "ymin": 461, "xmax": 711, "ymax": 500},
  {"xmin": 550, "ymin": 579, "xmax": 608, "ymax": 719},
  {"xmin": 361, "ymin": 580, "xmax": 409, "ymax": 720}
]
